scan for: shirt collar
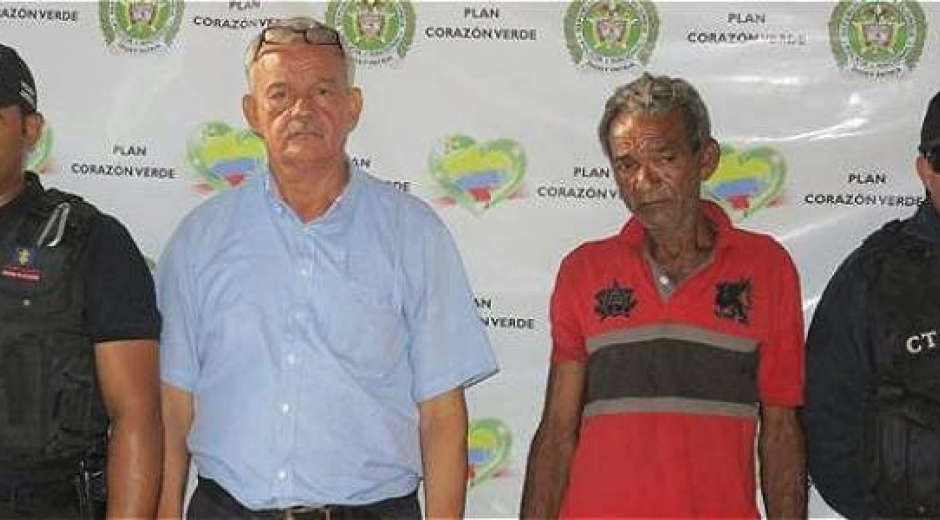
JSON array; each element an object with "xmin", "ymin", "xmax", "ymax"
[
  {"xmin": 260, "ymin": 164, "xmax": 359, "ymax": 227},
  {"xmin": 906, "ymin": 199, "xmax": 940, "ymax": 245},
  {"xmin": 620, "ymin": 199, "xmax": 734, "ymax": 252},
  {"xmin": 0, "ymin": 172, "xmax": 39, "ymax": 221}
]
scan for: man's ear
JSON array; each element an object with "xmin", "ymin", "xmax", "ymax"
[
  {"xmin": 346, "ymin": 86, "xmax": 363, "ymax": 132},
  {"xmin": 916, "ymin": 154, "xmax": 934, "ymax": 187},
  {"xmin": 22, "ymin": 111, "xmax": 44, "ymax": 149},
  {"xmin": 242, "ymin": 94, "xmax": 260, "ymax": 133},
  {"xmin": 699, "ymin": 138, "xmax": 720, "ymax": 182}
]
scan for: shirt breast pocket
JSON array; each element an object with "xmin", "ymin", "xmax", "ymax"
[{"xmin": 322, "ymin": 277, "xmax": 407, "ymax": 381}]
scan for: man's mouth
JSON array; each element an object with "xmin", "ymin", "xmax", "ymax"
[{"xmin": 287, "ymin": 128, "xmax": 322, "ymax": 140}]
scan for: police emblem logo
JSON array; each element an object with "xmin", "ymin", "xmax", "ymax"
[
  {"xmin": 714, "ymin": 278, "xmax": 752, "ymax": 325},
  {"xmin": 16, "ymin": 248, "xmax": 33, "ymax": 267},
  {"xmin": 563, "ymin": 0, "xmax": 659, "ymax": 72},
  {"xmin": 828, "ymin": 0, "xmax": 926, "ymax": 78},
  {"xmin": 357, "ymin": 2, "xmax": 386, "ymax": 40},
  {"xmin": 130, "ymin": 0, "xmax": 155, "ymax": 24},
  {"xmin": 594, "ymin": 280, "xmax": 637, "ymax": 320},
  {"xmin": 99, "ymin": 0, "xmax": 185, "ymax": 53},
  {"xmin": 326, "ymin": 0, "xmax": 416, "ymax": 67},
  {"xmin": 2, "ymin": 247, "xmax": 41, "ymax": 282}
]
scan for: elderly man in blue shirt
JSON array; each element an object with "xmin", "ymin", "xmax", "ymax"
[{"xmin": 156, "ymin": 16, "xmax": 498, "ymax": 520}]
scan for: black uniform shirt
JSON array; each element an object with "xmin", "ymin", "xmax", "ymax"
[
  {"xmin": 802, "ymin": 201, "xmax": 940, "ymax": 518},
  {"xmin": 0, "ymin": 177, "xmax": 161, "ymax": 343}
]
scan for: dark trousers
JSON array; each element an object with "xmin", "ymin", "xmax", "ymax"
[
  {"xmin": 188, "ymin": 477, "xmax": 421, "ymax": 520},
  {"xmin": 0, "ymin": 500, "xmax": 80, "ymax": 519},
  {"xmin": 0, "ymin": 477, "xmax": 94, "ymax": 519}
]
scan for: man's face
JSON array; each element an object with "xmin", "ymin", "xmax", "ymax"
[
  {"xmin": 607, "ymin": 109, "xmax": 718, "ymax": 233},
  {"xmin": 0, "ymin": 105, "xmax": 41, "ymax": 195},
  {"xmin": 916, "ymin": 150, "xmax": 940, "ymax": 215},
  {"xmin": 243, "ymin": 44, "xmax": 362, "ymax": 173}
]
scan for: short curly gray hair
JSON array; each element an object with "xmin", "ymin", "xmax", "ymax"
[{"xmin": 598, "ymin": 73, "xmax": 711, "ymax": 158}]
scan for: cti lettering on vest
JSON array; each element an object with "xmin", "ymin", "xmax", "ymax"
[{"xmin": 906, "ymin": 329, "xmax": 940, "ymax": 354}]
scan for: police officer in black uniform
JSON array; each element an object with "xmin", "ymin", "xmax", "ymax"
[
  {"xmin": 0, "ymin": 43, "xmax": 162, "ymax": 518},
  {"xmin": 803, "ymin": 91, "xmax": 940, "ymax": 519}
]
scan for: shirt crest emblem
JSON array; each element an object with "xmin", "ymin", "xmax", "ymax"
[
  {"xmin": 714, "ymin": 278, "xmax": 752, "ymax": 324},
  {"xmin": 594, "ymin": 280, "xmax": 637, "ymax": 320}
]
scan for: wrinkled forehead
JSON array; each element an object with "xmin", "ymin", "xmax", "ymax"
[
  {"xmin": 608, "ymin": 110, "xmax": 690, "ymax": 154},
  {"xmin": 249, "ymin": 45, "xmax": 346, "ymax": 85}
]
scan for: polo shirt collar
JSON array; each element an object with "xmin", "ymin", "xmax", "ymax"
[{"xmin": 619, "ymin": 199, "xmax": 734, "ymax": 252}]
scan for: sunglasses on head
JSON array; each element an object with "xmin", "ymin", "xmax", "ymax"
[{"xmin": 248, "ymin": 22, "xmax": 343, "ymax": 65}]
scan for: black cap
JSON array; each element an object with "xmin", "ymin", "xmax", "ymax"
[
  {"xmin": 920, "ymin": 91, "xmax": 940, "ymax": 153},
  {"xmin": 0, "ymin": 43, "xmax": 37, "ymax": 113}
]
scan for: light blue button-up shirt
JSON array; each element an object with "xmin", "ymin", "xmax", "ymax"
[{"xmin": 157, "ymin": 168, "xmax": 497, "ymax": 509}]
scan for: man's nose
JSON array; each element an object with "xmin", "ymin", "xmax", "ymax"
[
  {"xmin": 633, "ymin": 164, "xmax": 659, "ymax": 190},
  {"xmin": 290, "ymin": 94, "xmax": 316, "ymax": 114}
]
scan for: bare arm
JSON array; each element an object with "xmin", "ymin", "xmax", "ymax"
[
  {"xmin": 759, "ymin": 405, "xmax": 807, "ymax": 519},
  {"xmin": 157, "ymin": 383, "xmax": 194, "ymax": 519},
  {"xmin": 418, "ymin": 387, "xmax": 469, "ymax": 519},
  {"xmin": 520, "ymin": 361, "xmax": 585, "ymax": 519},
  {"xmin": 95, "ymin": 339, "xmax": 162, "ymax": 519}
]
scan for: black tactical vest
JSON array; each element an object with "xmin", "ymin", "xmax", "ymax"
[
  {"xmin": 860, "ymin": 219, "xmax": 940, "ymax": 517},
  {"xmin": 0, "ymin": 175, "xmax": 108, "ymax": 470}
]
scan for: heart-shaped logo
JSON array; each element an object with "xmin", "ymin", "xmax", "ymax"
[
  {"xmin": 703, "ymin": 144, "xmax": 787, "ymax": 220},
  {"xmin": 186, "ymin": 121, "xmax": 267, "ymax": 192},
  {"xmin": 27, "ymin": 124, "xmax": 54, "ymax": 174},
  {"xmin": 429, "ymin": 135, "xmax": 526, "ymax": 214},
  {"xmin": 467, "ymin": 417, "xmax": 512, "ymax": 487}
]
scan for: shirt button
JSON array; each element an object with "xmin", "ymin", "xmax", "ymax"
[
  {"xmin": 281, "ymin": 403, "xmax": 290, "ymax": 413},
  {"xmin": 277, "ymin": 470, "xmax": 287, "ymax": 480},
  {"xmin": 299, "ymin": 268, "xmax": 310, "ymax": 277},
  {"xmin": 287, "ymin": 354, "xmax": 297, "ymax": 365}
]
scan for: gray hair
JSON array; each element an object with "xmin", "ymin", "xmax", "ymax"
[
  {"xmin": 598, "ymin": 73, "xmax": 711, "ymax": 158},
  {"xmin": 243, "ymin": 16, "xmax": 356, "ymax": 87}
]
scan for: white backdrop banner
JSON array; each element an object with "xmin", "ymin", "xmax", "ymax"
[{"xmin": 3, "ymin": 0, "xmax": 938, "ymax": 517}]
